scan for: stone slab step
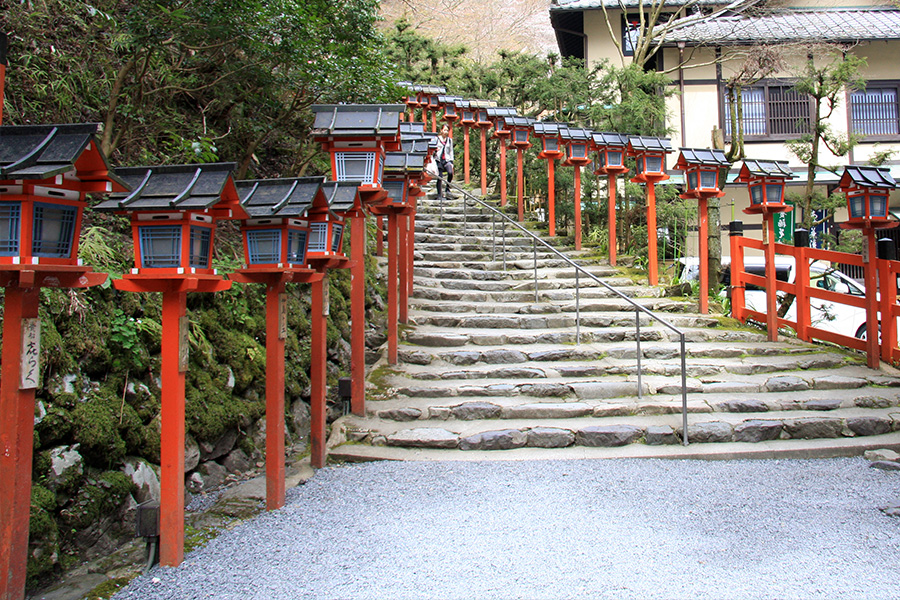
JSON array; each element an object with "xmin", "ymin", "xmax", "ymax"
[
  {"xmin": 336, "ymin": 408, "xmax": 900, "ymax": 451},
  {"xmin": 363, "ymin": 386, "xmax": 900, "ymax": 421},
  {"xmin": 411, "ymin": 286, "xmax": 664, "ymax": 303},
  {"xmin": 408, "ymin": 298, "xmax": 695, "ymax": 315},
  {"xmin": 328, "ymin": 429, "xmax": 900, "ymax": 462}
]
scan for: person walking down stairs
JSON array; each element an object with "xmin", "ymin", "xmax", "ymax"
[{"xmin": 435, "ymin": 124, "xmax": 455, "ymax": 201}]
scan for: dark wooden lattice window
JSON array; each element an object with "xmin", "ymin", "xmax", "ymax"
[
  {"xmin": 850, "ymin": 85, "xmax": 900, "ymax": 137},
  {"xmin": 723, "ymin": 82, "xmax": 811, "ymax": 139}
]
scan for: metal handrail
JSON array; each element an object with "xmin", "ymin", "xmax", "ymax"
[{"xmin": 439, "ymin": 180, "xmax": 690, "ymax": 445}]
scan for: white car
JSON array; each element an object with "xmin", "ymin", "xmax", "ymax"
[{"xmin": 679, "ymin": 256, "xmax": 870, "ymax": 339}]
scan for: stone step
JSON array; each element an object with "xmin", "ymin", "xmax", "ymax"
[
  {"xmin": 408, "ymin": 298, "xmax": 695, "ymax": 315},
  {"xmin": 406, "ymin": 313, "xmax": 720, "ymax": 330},
  {"xmin": 364, "ymin": 385, "xmax": 900, "ymax": 422},
  {"xmin": 397, "ymin": 341, "xmax": 823, "ymax": 366},
  {"xmin": 337, "ymin": 406, "xmax": 900, "ymax": 451},
  {"xmin": 411, "ymin": 286, "xmax": 664, "ymax": 303}
]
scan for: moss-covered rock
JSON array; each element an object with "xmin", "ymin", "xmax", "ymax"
[
  {"xmin": 59, "ymin": 472, "xmax": 136, "ymax": 532},
  {"xmin": 70, "ymin": 396, "xmax": 128, "ymax": 466}
]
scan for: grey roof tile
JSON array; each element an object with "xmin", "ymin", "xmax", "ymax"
[
  {"xmin": 95, "ymin": 163, "xmax": 237, "ymax": 211},
  {"xmin": 677, "ymin": 147, "xmax": 730, "ymax": 167},
  {"xmin": 667, "ymin": 8, "xmax": 900, "ymax": 44}
]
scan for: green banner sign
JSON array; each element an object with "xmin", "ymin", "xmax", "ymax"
[{"xmin": 773, "ymin": 202, "xmax": 795, "ymax": 244}]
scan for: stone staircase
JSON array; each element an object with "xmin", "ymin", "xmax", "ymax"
[{"xmin": 330, "ymin": 189, "xmax": 900, "ymax": 461}]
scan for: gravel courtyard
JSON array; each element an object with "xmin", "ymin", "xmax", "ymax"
[{"xmin": 114, "ymin": 458, "xmax": 900, "ymax": 600}]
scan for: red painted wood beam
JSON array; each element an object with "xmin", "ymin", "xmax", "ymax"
[
  {"xmin": 159, "ymin": 289, "xmax": 187, "ymax": 567},
  {"xmin": 548, "ymin": 160, "xmax": 556, "ymax": 237},
  {"xmin": 350, "ymin": 213, "xmax": 366, "ymax": 416},
  {"xmin": 574, "ymin": 165, "xmax": 582, "ymax": 251},
  {"xmin": 399, "ymin": 214, "xmax": 409, "ymax": 324},
  {"xmin": 464, "ymin": 126, "xmax": 471, "ymax": 185},
  {"xmin": 310, "ymin": 275, "xmax": 328, "ymax": 468},
  {"xmin": 499, "ymin": 142, "xmax": 508, "ymax": 207},
  {"xmin": 647, "ymin": 181, "xmax": 659, "ymax": 286},
  {"xmin": 764, "ymin": 214, "xmax": 779, "ymax": 342},
  {"xmin": 516, "ymin": 148, "xmax": 525, "ymax": 222},
  {"xmin": 608, "ymin": 174, "xmax": 617, "ymax": 266},
  {"xmin": 387, "ymin": 213, "xmax": 399, "ymax": 365},
  {"xmin": 0, "ymin": 287, "xmax": 39, "ymax": 600},
  {"xmin": 698, "ymin": 197, "xmax": 709, "ymax": 314},
  {"xmin": 265, "ymin": 282, "xmax": 287, "ymax": 509},
  {"xmin": 480, "ymin": 129, "xmax": 487, "ymax": 196}
]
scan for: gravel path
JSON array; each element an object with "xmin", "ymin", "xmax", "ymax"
[{"xmin": 113, "ymin": 458, "xmax": 900, "ymax": 600}]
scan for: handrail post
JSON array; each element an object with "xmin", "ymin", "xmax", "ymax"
[
  {"xmin": 635, "ymin": 307, "xmax": 642, "ymax": 401},
  {"xmin": 491, "ymin": 212, "xmax": 496, "ymax": 262},
  {"xmin": 575, "ymin": 269, "xmax": 581, "ymax": 345},
  {"xmin": 502, "ymin": 220, "xmax": 507, "ymax": 271},
  {"xmin": 463, "ymin": 193, "xmax": 468, "ymax": 234},
  {"xmin": 533, "ymin": 237, "xmax": 539, "ymax": 303}
]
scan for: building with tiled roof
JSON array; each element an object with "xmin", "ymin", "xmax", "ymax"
[{"xmin": 550, "ymin": 0, "xmax": 900, "ymax": 247}]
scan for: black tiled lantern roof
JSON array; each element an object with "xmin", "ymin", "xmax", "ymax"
[
  {"xmin": 399, "ymin": 122, "xmax": 426, "ymax": 136},
  {"xmin": 437, "ymin": 95, "xmax": 462, "ymax": 105},
  {"xmin": 95, "ymin": 163, "xmax": 239, "ymax": 212},
  {"xmin": 531, "ymin": 122, "xmax": 565, "ymax": 137},
  {"xmin": 408, "ymin": 84, "xmax": 446, "ymax": 95},
  {"xmin": 384, "ymin": 151, "xmax": 427, "ymax": 177},
  {"xmin": 559, "ymin": 126, "xmax": 593, "ymax": 142},
  {"xmin": 453, "ymin": 99, "xmax": 471, "ymax": 109},
  {"xmin": 591, "ymin": 131, "xmax": 630, "ymax": 148},
  {"xmin": 739, "ymin": 159, "xmax": 795, "ymax": 179},
  {"xmin": 400, "ymin": 138, "xmax": 432, "ymax": 154},
  {"xmin": 677, "ymin": 147, "xmax": 730, "ymax": 167},
  {"xmin": 486, "ymin": 107, "xmax": 518, "ymax": 119},
  {"xmin": 629, "ymin": 136, "xmax": 674, "ymax": 153},
  {"xmin": 503, "ymin": 116, "xmax": 534, "ymax": 130},
  {"xmin": 469, "ymin": 99, "xmax": 498, "ymax": 109},
  {"xmin": 310, "ymin": 104, "xmax": 405, "ymax": 139},
  {"xmin": 321, "ymin": 180, "xmax": 363, "ymax": 213},
  {"xmin": 839, "ymin": 165, "xmax": 897, "ymax": 190},
  {"xmin": 0, "ymin": 123, "xmax": 125, "ymax": 187},
  {"xmin": 236, "ymin": 176, "xmax": 324, "ymax": 218}
]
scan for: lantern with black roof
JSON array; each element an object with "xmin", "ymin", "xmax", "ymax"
[
  {"xmin": 229, "ymin": 177, "xmax": 325, "ymax": 509},
  {"xmin": 837, "ymin": 165, "xmax": 898, "ymax": 368},
  {"xmin": 398, "ymin": 81, "xmax": 418, "ymax": 121},
  {"xmin": 838, "ymin": 165, "xmax": 896, "ymax": 226},
  {"xmin": 676, "ymin": 147, "xmax": 730, "ymax": 198},
  {"xmin": 628, "ymin": 136, "xmax": 673, "ymax": 287},
  {"xmin": 738, "ymin": 159, "xmax": 794, "ymax": 212},
  {"xmin": 505, "ymin": 116, "xmax": 534, "ymax": 222},
  {"xmin": 0, "ymin": 122, "xmax": 125, "ymax": 600},
  {"xmin": 371, "ymin": 147, "xmax": 425, "ymax": 366},
  {"xmin": 559, "ymin": 126, "xmax": 593, "ymax": 250},
  {"xmin": 457, "ymin": 99, "xmax": 475, "ymax": 184},
  {"xmin": 592, "ymin": 132, "xmax": 630, "ymax": 266},
  {"xmin": 472, "ymin": 99, "xmax": 497, "ymax": 195},
  {"xmin": 440, "ymin": 95, "xmax": 462, "ymax": 130},
  {"xmin": 733, "ymin": 159, "xmax": 795, "ymax": 343},
  {"xmin": 487, "ymin": 107, "xmax": 518, "ymax": 207},
  {"xmin": 310, "ymin": 104, "xmax": 404, "ymax": 208},
  {"xmin": 424, "ymin": 85, "xmax": 447, "ymax": 132},
  {"xmin": 93, "ymin": 162, "xmax": 247, "ymax": 570},
  {"xmin": 672, "ymin": 147, "xmax": 728, "ymax": 313},
  {"xmin": 628, "ymin": 136, "xmax": 671, "ymax": 183},
  {"xmin": 532, "ymin": 121, "xmax": 565, "ymax": 237}
]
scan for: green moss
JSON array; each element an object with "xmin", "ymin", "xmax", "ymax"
[
  {"xmin": 84, "ymin": 576, "xmax": 137, "ymax": 600},
  {"xmin": 35, "ymin": 405, "xmax": 73, "ymax": 448},
  {"xmin": 70, "ymin": 395, "xmax": 127, "ymax": 466},
  {"xmin": 59, "ymin": 471, "xmax": 135, "ymax": 531}
]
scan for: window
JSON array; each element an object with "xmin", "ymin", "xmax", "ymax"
[
  {"xmin": 287, "ymin": 229, "xmax": 307, "ymax": 264},
  {"xmin": 139, "ymin": 226, "xmax": 181, "ymax": 268},
  {"xmin": 724, "ymin": 82, "xmax": 810, "ymax": 138},
  {"xmin": 0, "ymin": 203, "xmax": 21, "ymax": 255},
  {"xmin": 189, "ymin": 226, "xmax": 211, "ymax": 268},
  {"xmin": 308, "ymin": 222, "xmax": 327, "ymax": 253},
  {"xmin": 850, "ymin": 84, "xmax": 900, "ymax": 137},
  {"xmin": 330, "ymin": 224, "xmax": 344, "ymax": 253},
  {"xmin": 32, "ymin": 202, "xmax": 77, "ymax": 258},
  {"xmin": 247, "ymin": 229, "xmax": 281, "ymax": 264}
]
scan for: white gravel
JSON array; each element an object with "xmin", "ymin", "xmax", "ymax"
[{"xmin": 113, "ymin": 458, "xmax": 900, "ymax": 600}]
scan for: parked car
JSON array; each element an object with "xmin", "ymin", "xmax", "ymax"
[{"xmin": 678, "ymin": 256, "xmax": 869, "ymax": 339}]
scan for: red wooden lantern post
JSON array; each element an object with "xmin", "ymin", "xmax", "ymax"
[
  {"xmin": 487, "ymin": 108, "xmax": 517, "ymax": 207},
  {"xmin": 95, "ymin": 163, "xmax": 248, "ymax": 568},
  {"xmin": 736, "ymin": 159, "xmax": 795, "ymax": 341},
  {"xmin": 560, "ymin": 126, "xmax": 593, "ymax": 250},
  {"xmin": 311, "ymin": 104, "xmax": 402, "ymax": 418},
  {"xmin": 473, "ymin": 100, "xmax": 496, "ymax": 196},
  {"xmin": 673, "ymin": 147, "xmax": 729, "ymax": 312},
  {"xmin": 0, "ymin": 123, "xmax": 123, "ymax": 600},
  {"xmin": 458, "ymin": 100, "xmax": 475, "ymax": 185},
  {"xmin": 592, "ymin": 132, "xmax": 630, "ymax": 266},
  {"xmin": 837, "ymin": 165, "xmax": 898, "ymax": 369},
  {"xmin": 399, "ymin": 136, "xmax": 435, "ymax": 304},
  {"xmin": 383, "ymin": 148, "xmax": 426, "ymax": 326},
  {"xmin": 629, "ymin": 136, "xmax": 673, "ymax": 287},
  {"xmin": 230, "ymin": 177, "xmax": 345, "ymax": 508},
  {"xmin": 532, "ymin": 122, "xmax": 565, "ymax": 237},
  {"xmin": 440, "ymin": 95, "xmax": 461, "ymax": 135},
  {"xmin": 0, "ymin": 33, "xmax": 6, "ymax": 124},
  {"xmin": 424, "ymin": 87, "xmax": 446, "ymax": 133},
  {"xmin": 506, "ymin": 116, "xmax": 534, "ymax": 223},
  {"xmin": 399, "ymin": 81, "xmax": 419, "ymax": 124}
]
